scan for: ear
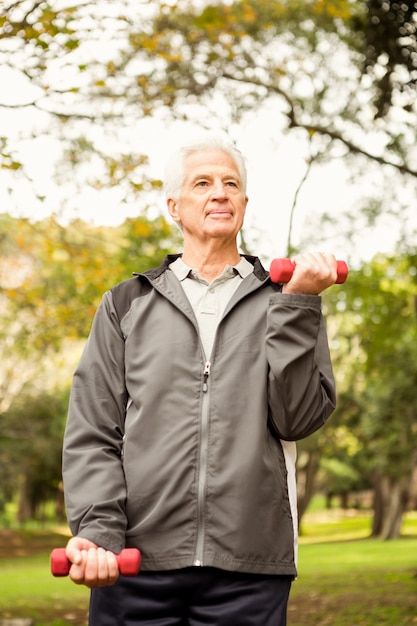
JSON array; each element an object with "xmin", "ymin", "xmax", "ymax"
[
  {"xmin": 167, "ymin": 198, "xmax": 181, "ymax": 223},
  {"xmin": 241, "ymin": 195, "xmax": 248, "ymax": 219}
]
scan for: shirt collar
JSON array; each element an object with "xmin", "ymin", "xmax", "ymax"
[
  {"xmin": 234, "ymin": 256, "xmax": 254, "ymax": 278},
  {"xmin": 169, "ymin": 255, "xmax": 253, "ymax": 282},
  {"xmin": 169, "ymin": 257, "xmax": 192, "ymax": 282}
]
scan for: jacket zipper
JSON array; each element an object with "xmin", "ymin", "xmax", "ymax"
[
  {"xmin": 194, "ymin": 359, "xmax": 211, "ymax": 566},
  {"xmin": 202, "ymin": 360, "xmax": 211, "ymax": 392}
]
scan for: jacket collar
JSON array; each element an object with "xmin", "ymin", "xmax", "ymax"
[{"xmin": 138, "ymin": 254, "xmax": 269, "ymax": 283}]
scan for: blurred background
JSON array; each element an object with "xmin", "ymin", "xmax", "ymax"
[{"xmin": 0, "ymin": 1, "xmax": 416, "ymax": 624}]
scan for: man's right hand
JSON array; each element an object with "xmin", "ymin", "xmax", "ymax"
[
  {"xmin": 65, "ymin": 536, "xmax": 120, "ymax": 588},
  {"xmin": 281, "ymin": 252, "xmax": 338, "ymax": 295}
]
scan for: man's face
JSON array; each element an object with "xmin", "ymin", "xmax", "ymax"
[{"xmin": 167, "ymin": 149, "xmax": 248, "ymax": 243}]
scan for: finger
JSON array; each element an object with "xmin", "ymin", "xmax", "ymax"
[
  {"xmin": 85, "ymin": 548, "xmax": 119, "ymax": 588},
  {"xmin": 105, "ymin": 551, "xmax": 120, "ymax": 585},
  {"xmin": 66, "ymin": 536, "xmax": 97, "ymax": 566},
  {"xmin": 67, "ymin": 547, "xmax": 82, "ymax": 566},
  {"xmin": 69, "ymin": 549, "xmax": 89, "ymax": 585},
  {"xmin": 283, "ymin": 252, "xmax": 338, "ymax": 295},
  {"xmin": 106, "ymin": 550, "xmax": 118, "ymax": 574},
  {"xmin": 319, "ymin": 253, "xmax": 338, "ymax": 281},
  {"xmin": 300, "ymin": 252, "xmax": 336, "ymax": 278},
  {"xmin": 291, "ymin": 253, "xmax": 323, "ymax": 277},
  {"xmin": 84, "ymin": 547, "xmax": 102, "ymax": 587},
  {"xmin": 96, "ymin": 547, "xmax": 109, "ymax": 581}
]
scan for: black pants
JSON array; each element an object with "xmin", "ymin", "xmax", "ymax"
[{"xmin": 89, "ymin": 567, "xmax": 292, "ymax": 626}]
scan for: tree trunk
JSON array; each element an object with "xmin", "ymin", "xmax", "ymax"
[
  {"xmin": 297, "ymin": 449, "xmax": 321, "ymax": 526},
  {"xmin": 55, "ymin": 481, "xmax": 66, "ymax": 522},
  {"xmin": 17, "ymin": 478, "xmax": 34, "ymax": 523},
  {"xmin": 371, "ymin": 473, "xmax": 411, "ymax": 540},
  {"xmin": 371, "ymin": 485, "xmax": 384, "ymax": 537}
]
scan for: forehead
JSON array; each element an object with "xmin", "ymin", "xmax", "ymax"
[{"xmin": 183, "ymin": 149, "xmax": 241, "ymax": 180}]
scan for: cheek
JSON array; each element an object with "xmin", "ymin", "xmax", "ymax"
[{"xmin": 237, "ymin": 201, "xmax": 247, "ymax": 220}]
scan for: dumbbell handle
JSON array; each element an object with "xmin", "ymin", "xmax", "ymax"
[
  {"xmin": 50, "ymin": 547, "xmax": 141, "ymax": 577},
  {"xmin": 270, "ymin": 258, "xmax": 348, "ymax": 284}
]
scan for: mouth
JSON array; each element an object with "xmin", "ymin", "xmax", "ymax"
[{"xmin": 207, "ymin": 209, "xmax": 233, "ymax": 218}]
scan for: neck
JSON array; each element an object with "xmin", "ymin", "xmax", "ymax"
[{"xmin": 181, "ymin": 240, "xmax": 241, "ymax": 281}]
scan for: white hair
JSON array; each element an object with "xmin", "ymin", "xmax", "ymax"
[{"xmin": 163, "ymin": 133, "xmax": 247, "ymax": 200}]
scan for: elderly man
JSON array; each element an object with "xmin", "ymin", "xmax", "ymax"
[{"xmin": 62, "ymin": 134, "xmax": 338, "ymax": 625}]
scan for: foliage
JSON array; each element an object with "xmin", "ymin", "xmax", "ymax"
[
  {"xmin": 323, "ymin": 251, "xmax": 417, "ymax": 538},
  {"xmin": 1, "ymin": 215, "xmax": 116, "ymax": 348},
  {"xmin": 336, "ymin": 253, "xmax": 417, "ymax": 477},
  {"xmin": 317, "ymin": 457, "xmax": 364, "ymax": 501},
  {"xmin": 2, "ymin": 0, "xmax": 417, "ymax": 235},
  {"xmin": 0, "ymin": 213, "xmax": 181, "ymax": 519},
  {"xmin": 0, "ymin": 388, "xmax": 70, "ymax": 522},
  {"xmin": 0, "ymin": 0, "xmax": 163, "ymax": 212},
  {"xmin": 354, "ymin": 0, "xmax": 417, "ymax": 118},
  {"xmin": 1, "ymin": 213, "xmax": 181, "ymax": 349},
  {"xmin": 118, "ymin": 213, "xmax": 183, "ymax": 275},
  {"xmin": 298, "ymin": 250, "xmax": 417, "ymax": 537},
  {"xmin": 1, "ymin": 0, "xmax": 417, "ymax": 542}
]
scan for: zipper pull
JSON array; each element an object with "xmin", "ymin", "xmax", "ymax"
[{"xmin": 203, "ymin": 361, "xmax": 211, "ymax": 392}]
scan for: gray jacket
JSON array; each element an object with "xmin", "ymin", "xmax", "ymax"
[{"xmin": 63, "ymin": 254, "xmax": 336, "ymax": 576}]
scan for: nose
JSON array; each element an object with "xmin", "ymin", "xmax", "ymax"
[{"xmin": 210, "ymin": 180, "xmax": 228, "ymax": 200}]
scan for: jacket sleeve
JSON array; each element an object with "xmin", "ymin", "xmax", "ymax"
[
  {"xmin": 62, "ymin": 291, "xmax": 129, "ymax": 553},
  {"xmin": 266, "ymin": 292, "xmax": 336, "ymax": 441}
]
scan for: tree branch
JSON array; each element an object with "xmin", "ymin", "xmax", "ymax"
[
  {"xmin": 301, "ymin": 122, "xmax": 417, "ymax": 177},
  {"xmin": 222, "ymin": 71, "xmax": 417, "ymax": 178},
  {"xmin": 286, "ymin": 153, "xmax": 315, "ymax": 257}
]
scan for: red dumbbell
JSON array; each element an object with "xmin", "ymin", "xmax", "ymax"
[
  {"xmin": 270, "ymin": 258, "xmax": 348, "ymax": 284},
  {"xmin": 50, "ymin": 547, "xmax": 141, "ymax": 577}
]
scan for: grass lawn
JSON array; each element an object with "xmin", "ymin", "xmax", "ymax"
[
  {"xmin": 0, "ymin": 528, "xmax": 89, "ymax": 625},
  {"xmin": 289, "ymin": 510, "xmax": 417, "ymax": 625},
  {"xmin": 0, "ymin": 511, "xmax": 416, "ymax": 625}
]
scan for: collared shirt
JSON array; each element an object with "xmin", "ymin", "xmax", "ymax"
[{"xmin": 169, "ymin": 256, "xmax": 253, "ymax": 358}]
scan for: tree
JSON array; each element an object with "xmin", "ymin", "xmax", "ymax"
[
  {"xmin": 117, "ymin": 213, "xmax": 183, "ymax": 276},
  {"xmin": 0, "ymin": 387, "xmax": 70, "ymax": 522},
  {"xmin": 1, "ymin": 0, "xmax": 164, "ymax": 217},
  {"xmin": 2, "ymin": 0, "xmax": 417, "ymax": 258},
  {"xmin": 324, "ymin": 251, "xmax": 417, "ymax": 538},
  {"xmin": 1, "ymin": 213, "xmax": 181, "ymax": 350},
  {"xmin": 0, "ymin": 213, "xmax": 182, "ymax": 521},
  {"xmin": 2, "ymin": 0, "xmax": 417, "ymax": 532},
  {"xmin": 297, "ymin": 249, "xmax": 417, "ymax": 537},
  {"xmin": 355, "ymin": 0, "xmax": 417, "ymax": 118},
  {"xmin": 0, "ymin": 213, "xmax": 180, "ymax": 409},
  {"xmin": 0, "ymin": 213, "xmax": 180, "ymax": 414}
]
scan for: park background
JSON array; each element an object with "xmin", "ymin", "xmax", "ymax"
[{"xmin": 1, "ymin": 1, "xmax": 417, "ymax": 624}]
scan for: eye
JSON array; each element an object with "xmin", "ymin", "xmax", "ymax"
[
  {"xmin": 196, "ymin": 180, "xmax": 209, "ymax": 187},
  {"xmin": 226, "ymin": 180, "xmax": 238, "ymax": 188}
]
